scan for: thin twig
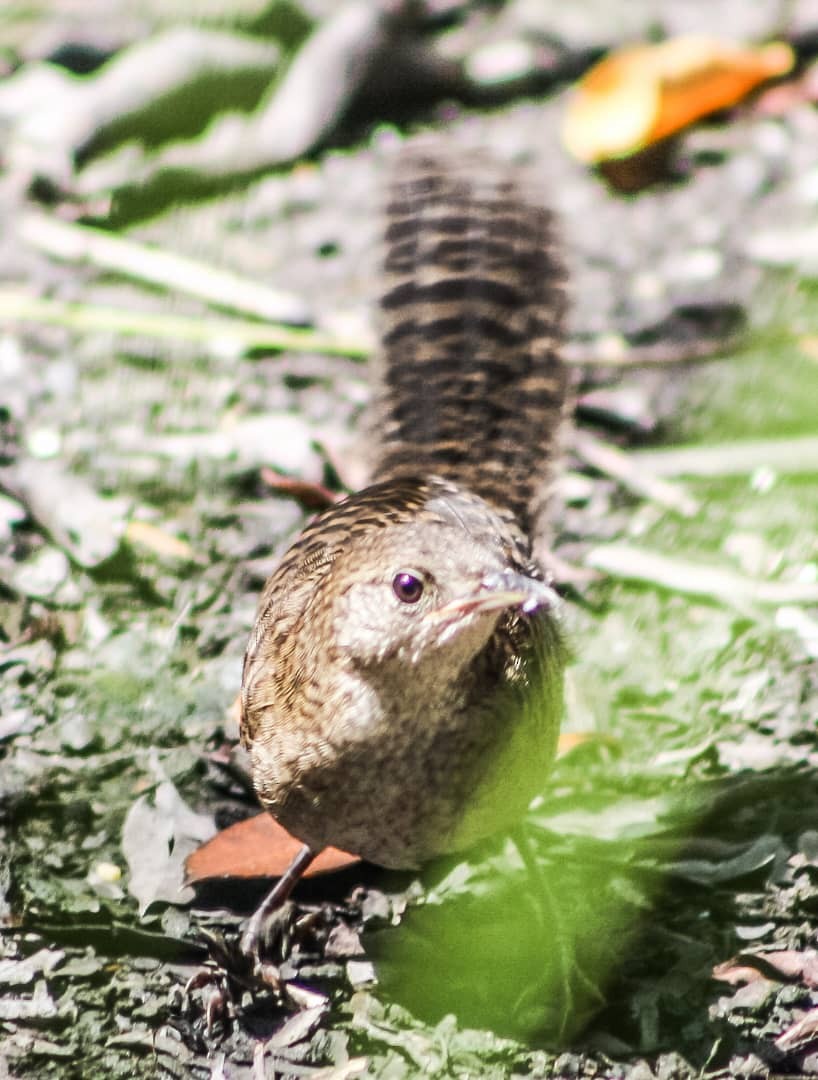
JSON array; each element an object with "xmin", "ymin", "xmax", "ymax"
[
  {"xmin": 19, "ymin": 212, "xmax": 312, "ymax": 326},
  {"xmin": 585, "ymin": 542, "xmax": 818, "ymax": 606},
  {"xmin": 0, "ymin": 289, "xmax": 371, "ymax": 359},
  {"xmin": 573, "ymin": 429, "xmax": 700, "ymax": 516},
  {"xmin": 631, "ymin": 437, "xmax": 818, "ymax": 478},
  {"xmin": 562, "ymin": 334, "xmax": 740, "ymax": 368}
]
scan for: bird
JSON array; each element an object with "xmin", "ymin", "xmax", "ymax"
[{"xmin": 239, "ymin": 138, "xmax": 570, "ymax": 955}]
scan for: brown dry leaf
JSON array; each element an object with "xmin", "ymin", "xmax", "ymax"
[
  {"xmin": 184, "ymin": 811, "xmax": 360, "ymax": 884},
  {"xmin": 563, "ymin": 36, "xmax": 794, "ymax": 164},
  {"xmin": 259, "ymin": 467, "xmax": 339, "ymax": 511}
]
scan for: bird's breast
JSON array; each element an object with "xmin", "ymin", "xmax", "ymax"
[{"xmin": 251, "ymin": 630, "xmax": 561, "ymax": 867}]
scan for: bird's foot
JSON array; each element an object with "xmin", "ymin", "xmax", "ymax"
[
  {"xmin": 239, "ymin": 899, "xmax": 295, "ymax": 968},
  {"xmin": 239, "ymin": 843, "xmax": 317, "ymax": 964}
]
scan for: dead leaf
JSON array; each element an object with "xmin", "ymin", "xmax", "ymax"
[
  {"xmin": 325, "ymin": 923, "xmax": 365, "ymax": 959},
  {"xmin": 184, "ymin": 811, "xmax": 360, "ymax": 885},
  {"xmin": 0, "ymin": 949, "xmax": 64, "ymax": 988},
  {"xmin": 265, "ymin": 1002, "xmax": 328, "ymax": 1050},
  {"xmin": 776, "ymin": 1006, "xmax": 818, "ymax": 1051},
  {"xmin": 713, "ymin": 978, "xmax": 779, "ymax": 1015},
  {"xmin": 764, "ymin": 950, "xmax": 818, "ymax": 988},
  {"xmin": 122, "ymin": 781, "xmax": 217, "ymax": 914},
  {"xmin": 714, "ymin": 949, "xmax": 818, "ymax": 990},
  {"xmin": 0, "ymin": 980, "xmax": 58, "ymax": 1021},
  {"xmin": 712, "ymin": 959, "xmax": 766, "ymax": 986},
  {"xmin": 8, "ymin": 546, "xmax": 70, "ymax": 600},
  {"xmin": 563, "ymin": 36, "xmax": 794, "ymax": 164},
  {"xmin": 0, "ymin": 458, "xmax": 129, "ymax": 568}
]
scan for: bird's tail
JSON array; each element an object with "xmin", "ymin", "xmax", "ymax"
[{"xmin": 370, "ymin": 139, "xmax": 569, "ymax": 540}]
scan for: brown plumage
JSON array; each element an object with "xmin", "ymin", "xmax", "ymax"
[
  {"xmin": 239, "ymin": 140, "xmax": 569, "ymax": 942},
  {"xmin": 370, "ymin": 143, "xmax": 568, "ymax": 535}
]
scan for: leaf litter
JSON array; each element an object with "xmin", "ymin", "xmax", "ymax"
[{"xmin": 1, "ymin": 2, "xmax": 817, "ymax": 1078}]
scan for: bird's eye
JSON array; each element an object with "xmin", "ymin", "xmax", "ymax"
[{"xmin": 392, "ymin": 570, "xmax": 424, "ymax": 604}]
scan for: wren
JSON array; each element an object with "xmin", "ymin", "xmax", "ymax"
[{"xmin": 239, "ymin": 140, "xmax": 569, "ymax": 952}]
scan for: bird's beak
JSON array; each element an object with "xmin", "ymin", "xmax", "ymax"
[{"xmin": 426, "ymin": 570, "xmax": 560, "ymax": 623}]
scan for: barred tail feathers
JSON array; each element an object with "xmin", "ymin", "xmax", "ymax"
[{"xmin": 371, "ymin": 141, "xmax": 568, "ymax": 537}]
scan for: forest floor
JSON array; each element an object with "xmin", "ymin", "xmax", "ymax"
[{"xmin": 1, "ymin": 2, "xmax": 818, "ymax": 1077}]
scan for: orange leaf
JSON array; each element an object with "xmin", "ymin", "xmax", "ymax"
[
  {"xmin": 563, "ymin": 36, "xmax": 794, "ymax": 164},
  {"xmin": 556, "ymin": 731, "xmax": 621, "ymax": 757},
  {"xmin": 184, "ymin": 812, "xmax": 360, "ymax": 884}
]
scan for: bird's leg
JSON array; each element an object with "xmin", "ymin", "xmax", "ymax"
[
  {"xmin": 185, "ymin": 845, "xmax": 318, "ymax": 1022},
  {"xmin": 240, "ymin": 843, "xmax": 316, "ymax": 960}
]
